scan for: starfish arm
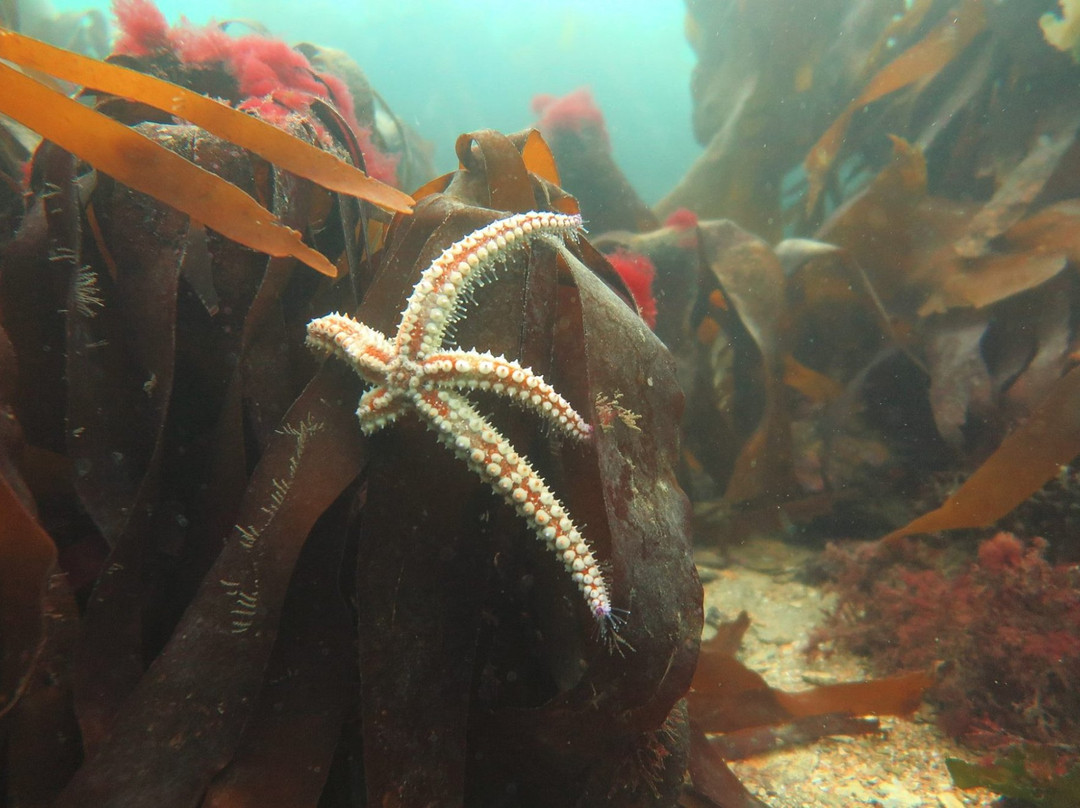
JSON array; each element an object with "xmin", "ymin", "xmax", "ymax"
[
  {"xmin": 306, "ymin": 312, "xmax": 393, "ymax": 384},
  {"xmin": 396, "ymin": 211, "xmax": 583, "ymax": 358},
  {"xmin": 414, "ymin": 388, "xmax": 614, "ymax": 628},
  {"xmin": 356, "ymin": 386, "xmax": 407, "ymax": 434},
  {"xmin": 421, "ymin": 350, "xmax": 592, "ymax": 441}
]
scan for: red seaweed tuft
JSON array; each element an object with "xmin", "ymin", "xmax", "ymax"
[
  {"xmin": 109, "ymin": 0, "xmax": 397, "ymax": 184},
  {"xmin": 604, "ymin": 248, "xmax": 658, "ymax": 329},
  {"xmin": 532, "ymin": 87, "xmax": 609, "ymax": 146},
  {"xmin": 814, "ymin": 533, "xmax": 1080, "ymax": 747},
  {"xmin": 112, "ymin": 0, "xmax": 170, "ymax": 56},
  {"xmin": 977, "ymin": 530, "xmax": 1025, "ymax": 573},
  {"xmin": 664, "ymin": 207, "xmax": 698, "ymax": 230}
]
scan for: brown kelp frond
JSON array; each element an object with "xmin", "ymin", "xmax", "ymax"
[
  {"xmin": 685, "ymin": 612, "xmax": 932, "ymax": 806},
  {"xmin": 0, "ymin": 28, "xmax": 416, "ymax": 277},
  {"xmin": 803, "ymin": 0, "xmax": 987, "ymax": 213},
  {"xmin": 0, "ymin": 469, "xmax": 58, "ymax": 721},
  {"xmin": 0, "ymin": 29, "xmax": 413, "ymax": 215},
  {"xmin": 689, "ymin": 612, "xmax": 932, "ymax": 739},
  {"xmin": 0, "ymin": 61, "xmax": 338, "ymax": 276},
  {"xmin": 885, "ymin": 365, "xmax": 1080, "ymax": 541}
]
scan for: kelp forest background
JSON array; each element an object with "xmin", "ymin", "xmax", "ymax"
[{"xmin": 2, "ymin": 0, "xmax": 1080, "ymax": 806}]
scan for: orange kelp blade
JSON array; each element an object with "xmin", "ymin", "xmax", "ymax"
[
  {"xmin": 0, "ymin": 28, "xmax": 413, "ymax": 215},
  {"xmin": 884, "ymin": 363, "xmax": 1080, "ymax": 541},
  {"xmin": 0, "ymin": 62, "xmax": 338, "ymax": 277},
  {"xmin": 520, "ymin": 128, "xmax": 561, "ymax": 187}
]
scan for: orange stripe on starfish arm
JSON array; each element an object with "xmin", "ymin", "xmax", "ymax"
[
  {"xmin": 421, "ymin": 350, "xmax": 592, "ymax": 440},
  {"xmin": 356, "ymin": 387, "xmax": 407, "ymax": 433},
  {"xmin": 399, "ymin": 211, "xmax": 584, "ymax": 356},
  {"xmin": 306, "ymin": 312, "xmax": 394, "ymax": 377},
  {"xmin": 0, "ymin": 28, "xmax": 414, "ymax": 215},
  {"xmin": 418, "ymin": 389, "xmax": 614, "ymax": 626},
  {"xmin": 0, "ymin": 62, "xmax": 338, "ymax": 277}
]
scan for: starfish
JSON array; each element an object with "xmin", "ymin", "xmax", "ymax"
[{"xmin": 306, "ymin": 210, "xmax": 621, "ymax": 634}]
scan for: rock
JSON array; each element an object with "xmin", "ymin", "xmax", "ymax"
[
  {"xmin": 935, "ymin": 792, "xmax": 965, "ymax": 808},
  {"xmin": 879, "ymin": 779, "xmax": 923, "ymax": 808}
]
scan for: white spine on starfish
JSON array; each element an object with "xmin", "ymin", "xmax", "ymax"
[
  {"xmin": 416, "ymin": 388, "xmax": 613, "ymax": 624},
  {"xmin": 356, "ymin": 387, "xmax": 408, "ymax": 432},
  {"xmin": 396, "ymin": 211, "xmax": 584, "ymax": 358},
  {"xmin": 421, "ymin": 350, "xmax": 592, "ymax": 442},
  {"xmin": 305, "ymin": 312, "xmax": 393, "ymax": 383}
]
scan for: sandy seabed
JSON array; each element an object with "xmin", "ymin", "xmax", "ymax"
[{"xmin": 697, "ymin": 538, "xmax": 998, "ymax": 808}]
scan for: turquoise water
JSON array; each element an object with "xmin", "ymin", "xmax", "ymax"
[{"xmin": 46, "ymin": 0, "xmax": 698, "ymax": 202}]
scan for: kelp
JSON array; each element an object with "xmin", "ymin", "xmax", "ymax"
[
  {"xmin": 687, "ymin": 724, "xmax": 770, "ymax": 808},
  {"xmin": 0, "ymin": 113, "xmax": 701, "ymax": 805},
  {"xmin": 8, "ymin": 119, "xmax": 344, "ymax": 762},
  {"xmin": 341, "ymin": 130, "xmax": 700, "ymax": 807},
  {"xmin": 885, "ymin": 363, "xmax": 1080, "ymax": 541},
  {"xmin": 55, "ymin": 376, "xmax": 365, "ymax": 806},
  {"xmin": 0, "ymin": 30, "xmax": 412, "ymax": 211},
  {"xmin": 0, "ymin": 470, "xmax": 57, "ymax": 720},
  {"xmin": 689, "ymin": 613, "xmax": 931, "ymax": 733},
  {"xmin": 597, "ymin": 214, "xmax": 905, "ymax": 538},
  {"xmin": 685, "ymin": 612, "xmax": 933, "ymax": 806},
  {"xmin": 5, "ymin": 61, "xmax": 340, "ymax": 273},
  {"xmin": 803, "ymin": 0, "xmax": 988, "ymax": 213},
  {"xmin": 1, "ymin": 19, "xmax": 374, "ymax": 800},
  {"xmin": 694, "ymin": 222, "xmax": 793, "ymax": 505},
  {"xmin": 200, "ymin": 499, "xmax": 356, "ymax": 808},
  {"xmin": 0, "ymin": 305, "xmax": 83, "ymax": 806},
  {"xmin": 0, "ymin": 29, "xmax": 413, "ymax": 276},
  {"xmin": 660, "ymin": 0, "xmax": 866, "ymax": 239},
  {"xmin": 7, "ymin": 0, "xmax": 1080, "ymax": 801},
  {"xmin": 659, "ymin": 0, "xmax": 1080, "ymax": 554}
]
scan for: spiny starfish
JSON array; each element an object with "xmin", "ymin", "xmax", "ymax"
[{"xmin": 306, "ymin": 210, "xmax": 621, "ymax": 634}]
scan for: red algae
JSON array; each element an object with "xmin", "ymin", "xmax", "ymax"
[
  {"xmin": 532, "ymin": 87, "xmax": 610, "ymax": 147},
  {"xmin": 604, "ymin": 248, "xmax": 658, "ymax": 329},
  {"xmin": 112, "ymin": 0, "xmax": 169, "ymax": 55},
  {"xmin": 977, "ymin": 531, "xmax": 1025, "ymax": 573},
  {"xmin": 663, "ymin": 208, "xmax": 700, "ymax": 248},
  {"xmin": 664, "ymin": 207, "xmax": 699, "ymax": 230},
  {"xmin": 109, "ymin": 0, "xmax": 397, "ymax": 184},
  {"xmin": 814, "ymin": 533, "xmax": 1080, "ymax": 747}
]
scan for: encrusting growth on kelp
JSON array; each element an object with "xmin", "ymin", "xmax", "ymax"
[{"xmin": 306, "ymin": 210, "xmax": 623, "ymax": 635}]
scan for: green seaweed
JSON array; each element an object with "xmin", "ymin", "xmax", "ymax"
[{"xmin": 947, "ymin": 747, "xmax": 1080, "ymax": 808}]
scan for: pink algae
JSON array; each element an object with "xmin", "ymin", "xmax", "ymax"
[
  {"xmin": 604, "ymin": 248, "xmax": 658, "ymax": 329},
  {"xmin": 111, "ymin": 0, "xmax": 397, "ymax": 184},
  {"xmin": 531, "ymin": 87, "xmax": 610, "ymax": 147},
  {"xmin": 814, "ymin": 532, "xmax": 1080, "ymax": 746}
]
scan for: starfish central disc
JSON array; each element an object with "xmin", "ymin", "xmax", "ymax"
[{"xmin": 306, "ymin": 210, "xmax": 620, "ymax": 634}]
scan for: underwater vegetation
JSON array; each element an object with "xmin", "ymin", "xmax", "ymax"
[
  {"xmin": 685, "ymin": 612, "xmax": 932, "ymax": 807},
  {"xmin": 545, "ymin": 0, "xmax": 1080, "ymax": 801},
  {"xmin": 1, "ymin": 3, "xmax": 702, "ymax": 805},
  {"xmin": 813, "ymin": 533, "xmax": 1080, "ymax": 745},
  {"xmin": 1, "ymin": 0, "xmax": 1080, "ymax": 805},
  {"xmin": 608, "ymin": 0, "xmax": 1080, "ymax": 537}
]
